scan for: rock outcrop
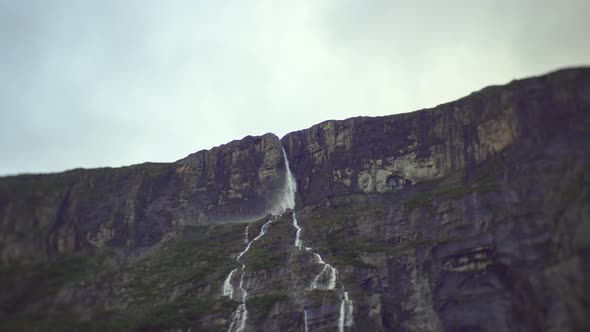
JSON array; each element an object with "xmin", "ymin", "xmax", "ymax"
[
  {"xmin": 282, "ymin": 68, "xmax": 590, "ymax": 208},
  {"xmin": 0, "ymin": 133, "xmax": 287, "ymax": 264},
  {"xmin": 0, "ymin": 67, "xmax": 589, "ymax": 331}
]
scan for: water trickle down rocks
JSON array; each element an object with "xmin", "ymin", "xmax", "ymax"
[
  {"xmin": 292, "ymin": 212, "xmax": 303, "ymax": 250},
  {"xmin": 305, "ymin": 245, "xmax": 353, "ymax": 330},
  {"xmin": 222, "ymin": 268, "xmax": 237, "ymax": 298},
  {"xmin": 309, "ymin": 253, "xmax": 337, "ymax": 290},
  {"xmin": 223, "ymin": 146, "xmax": 354, "ymax": 331},
  {"xmin": 244, "ymin": 224, "xmax": 250, "ymax": 244},
  {"xmin": 283, "ymin": 148, "xmax": 354, "ymax": 330},
  {"xmin": 223, "ymin": 148, "xmax": 297, "ymax": 331},
  {"xmin": 338, "ymin": 291, "xmax": 353, "ymax": 332},
  {"xmin": 228, "ymin": 218, "xmax": 274, "ymax": 331}
]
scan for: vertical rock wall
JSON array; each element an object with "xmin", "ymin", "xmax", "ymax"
[
  {"xmin": 0, "ymin": 133, "xmax": 287, "ymax": 263},
  {"xmin": 281, "ymin": 68, "xmax": 590, "ymax": 208}
]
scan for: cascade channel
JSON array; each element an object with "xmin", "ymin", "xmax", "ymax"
[
  {"xmin": 284, "ymin": 150, "xmax": 354, "ymax": 331},
  {"xmin": 222, "ymin": 147, "xmax": 353, "ymax": 331},
  {"xmin": 223, "ymin": 148, "xmax": 295, "ymax": 332}
]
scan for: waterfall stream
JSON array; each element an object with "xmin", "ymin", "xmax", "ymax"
[
  {"xmin": 310, "ymin": 253, "xmax": 337, "ymax": 290},
  {"xmin": 226, "ymin": 216, "xmax": 276, "ymax": 332},
  {"xmin": 338, "ymin": 291, "xmax": 354, "ymax": 332},
  {"xmin": 244, "ymin": 224, "xmax": 250, "ymax": 244},
  {"xmin": 227, "ymin": 261, "xmax": 249, "ymax": 332},
  {"xmin": 292, "ymin": 212, "xmax": 303, "ymax": 250},
  {"xmin": 223, "ymin": 147, "xmax": 296, "ymax": 332},
  {"xmin": 282, "ymin": 149, "xmax": 354, "ymax": 330},
  {"xmin": 222, "ymin": 268, "xmax": 237, "ymax": 298},
  {"xmin": 223, "ymin": 147, "xmax": 353, "ymax": 331}
]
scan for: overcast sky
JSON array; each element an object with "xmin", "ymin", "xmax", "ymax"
[{"xmin": 1, "ymin": 1, "xmax": 589, "ymax": 175}]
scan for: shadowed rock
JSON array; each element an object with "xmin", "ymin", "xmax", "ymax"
[{"xmin": 0, "ymin": 67, "xmax": 589, "ymax": 331}]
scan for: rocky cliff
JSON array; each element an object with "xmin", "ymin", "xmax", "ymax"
[
  {"xmin": 282, "ymin": 67, "xmax": 589, "ymax": 207},
  {"xmin": 0, "ymin": 133, "xmax": 287, "ymax": 264},
  {"xmin": 0, "ymin": 67, "xmax": 589, "ymax": 331}
]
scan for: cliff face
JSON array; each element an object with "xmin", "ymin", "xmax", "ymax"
[
  {"xmin": 0, "ymin": 68, "xmax": 589, "ymax": 332},
  {"xmin": 0, "ymin": 133, "xmax": 286, "ymax": 264},
  {"xmin": 271, "ymin": 68, "xmax": 590, "ymax": 331},
  {"xmin": 282, "ymin": 68, "xmax": 589, "ymax": 208}
]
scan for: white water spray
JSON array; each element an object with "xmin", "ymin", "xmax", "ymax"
[
  {"xmin": 227, "ymin": 217, "xmax": 275, "ymax": 332},
  {"xmin": 272, "ymin": 148, "xmax": 296, "ymax": 214},
  {"xmin": 279, "ymin": 149, "xmax": 354, "ymax": 328},
  {"xmin": 237, "ymin": 218, "xmax": 275, "ymax": 261},
  {"xmin": 227, "ymin": 262, "xmax": 249, "ymax": 332},
  {"xmin": 226, "ymin": 148, "xmax": 297, "ymax": 332},
  {"xmin": 244, "ymin": 224, "xmax": 250, "ymax": 244},
  {"xmin": 292, "ymin": 212, "xmax": 303, "ymax": 250},
  {"xmin": 222, "ymin": 268, "xmax": 237, "ymax": 298},
  {"xmin": 280, "ymin": 148, "xmax": 303, "ymax": 250},
  {"xmin": 338, "ymin": 291, "xmax": 354, "ymax": 332},
  {"xmin": 310, "ymin": 253, "xmax": 337, "ymax": 290}
]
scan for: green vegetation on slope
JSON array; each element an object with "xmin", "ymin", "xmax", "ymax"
[
  {"xmin": 401, "ymin": 176, "xmax": 498, "ymax": 212},
  {"xmin": 0, "ymin": 222, "xmax": 249, "ymax": 331},
  {"xmin": 248, "ymin": 292, "xmax": 291, "ymax": 320}
]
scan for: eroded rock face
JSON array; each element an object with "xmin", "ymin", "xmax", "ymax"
[
  {"xmin": 282, "ymin": 68, "xmax": 590, "ymax": 208},
  {"xmin": 0, "ymin": 133, "xmax": 286, "ymax": 263},
  {"xmin": 0, "ymin": 67, "xmax": 589, "ymax": 331},
  {"xmin": 175, "ymin": 133, "xmax": 286, "ymax": 223}
]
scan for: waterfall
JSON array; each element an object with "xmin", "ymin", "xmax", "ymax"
[
  {"xmin": 292, "ymin": 212, "xmax": 303, "ymax": 250},
  {"xmin": 280, "ymin": 148, "xmax": 302, "ymax": 250},
  {"xmin": 308, "ymin": 252, "xmax": 354, "ymax": 331},
  {"xmin": 227, "ymin": 262, "xmax": 249, "ymax": 332},
  {"xmin": 227, "ymin": 217, "xmax": 275, "ymax": 332},
  {"xmin": 338, "ymin": 291, "xmax": 353, "ymax": 332},
  {"xmin": 280, "ymin": 148, "xmax": 354, "ymax": 329},
  {"xmin": 225, "ymin": 148, "xmax": 296, "ymax": 332},
  {"xmin": 244, "ymin": 224, "xmax": 250, "ymax": 244},
  {"xmin": 271, "ymin": 148, "xmax": 296, "ymax": 214},
  {"xmin": 222, "ymin": 268, "xmax": 237, "ymax": 298},
  {"xmin": 224, "ymin": 147, "xmax": 354, "ymax": 331},
  {"xmin": 236, "ymin": 218, "xmax": 275, "ymax": 261},
  {"xmin": 310, "ymin": 253, "xmax": 337, "ymax": 290}
]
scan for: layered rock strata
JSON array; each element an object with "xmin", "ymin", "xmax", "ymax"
[{"xmin": 0, "ymin": 67, "xmax": 589, "ymax": 331}]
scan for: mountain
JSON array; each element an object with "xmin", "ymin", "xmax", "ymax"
[{"xmin": 1, "ymin": 67, "xmax": 589, "ymax": 331}]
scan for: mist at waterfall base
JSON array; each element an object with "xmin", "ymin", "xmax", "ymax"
[{"xmin": 221, "ymin": 148, "xmax": 353, "ymax": 331}]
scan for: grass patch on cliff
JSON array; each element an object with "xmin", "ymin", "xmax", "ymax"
[
  {"xmin": 123, "ymin": 223, "xmax": 247, "ymax": 303},
  {"xmin": 0, "ymin": 218, "xmax": 256, "ymax": 331},
  {"xmin": 135, "ymin": 296, "xmax": 237, "ymax": 330},
  {"xmin": 247, "ymin": 292, "xmax": 290, "ymax": 320},
  {"xmin": 401, "ymin": 176, "xmax": 498, "ymax": 212},
  {"xmin": 0, "ymin": 296, "xmax": 238, "ymax": 332},
  {"xmin": 321, "ymin": 237, "xmax": 434, "ymax": 268},
  {"xmin": 245, "ymin": 247, "xmax": 283, "ymax": 271},
  {"xmin": 323, "ymin": 240, "xmax": 376, "ymax": 268},
  {"xmin": 306, "ymin": 289, "xmax": 340, "ymax": 308},
  {"xmin": 0, "ymin": 255, "xmax": 100, "ymax": 313},
  {"xmin": 299, "ymin": 203, "xmax": 390, "ymax": 268},
  {"xmin": 304, "ymin": 203, "xmax": 388, "ymax": 234},
  {"xmin": 59, "ymin": 221, "xmax": 244, "ymax": 310},
  {"xmin": 241, "ymin": 214, "xmax": 294, "ymax": 271}
]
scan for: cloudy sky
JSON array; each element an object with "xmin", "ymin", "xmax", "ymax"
[{"xmin": 1, "ymin": 1, "xmax": 589, "ymax": 175}]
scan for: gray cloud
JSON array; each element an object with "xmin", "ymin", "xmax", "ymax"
[{"xmin": 1, "ymin": 0, "xmax": 589, "ymax": 175}]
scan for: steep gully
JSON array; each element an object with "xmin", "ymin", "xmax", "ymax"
[{"xmin": 222, "ymin": 148, "xmax": 353, "ymax": 331}]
